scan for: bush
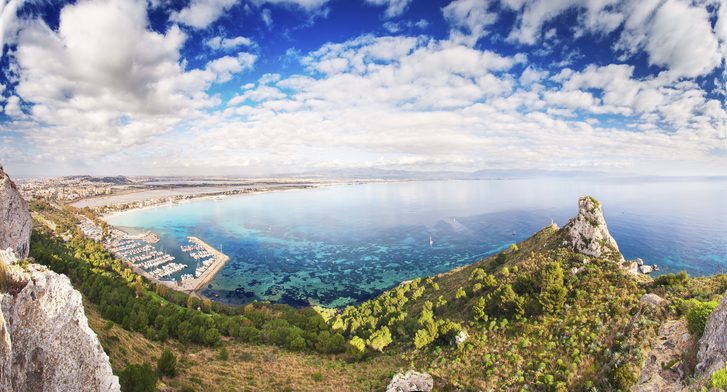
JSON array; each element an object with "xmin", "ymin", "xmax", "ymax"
[
  {"xmin": 610, "ymin": 364, "xmax": 636, "ymax": 390},
  {"xmin": 456, "ymin": 287, "xmax": 467, "ymax": 299},
  {"xmin": 218, "ymin": 347, "xmax": 229, "ymax": 361},
  {"xmin": 119, "ymin": 363, "xmax": 157, "ymax": 392},
  {"xmin": 156, "ymin": 349, "xmax": 176, "ymax": 378},
  {"xmin": 367, "ymin": 326, "xmax": 392, "ymax": 352},
  {"xmin": 653, "ymin": 271, "xmax": 688, "ymax": 287},
  {"xmin": 710, "ymin": 362, "xmax": 727, "ymax": 389},
  {"xmin": 686, "ymin": 300, "xmax": 718, "ymax": 336},
  {"xmin": 347, "ymin": 336, "xmax": 366, "ymax": 359}
]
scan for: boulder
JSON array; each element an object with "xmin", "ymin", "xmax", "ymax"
[
  {"xmin": 696, "ymin": 291, "xmax": 727, "ymax": 376},
  {"xmin": 455, "ymin": 330, "xmax": 469, "ymax": 345},
  {"xmin": 562, "ymin": 196, "xmax": 624, "ymax": 262},
  {"xmin": 0, "ymin": 167, "xmax": 31, "ymax": 259},
  {"xmin": 632, "ymin": 319, "xmax": 691, "ymax": 392},
  {"xmin": 639, "ymin": 265, "xmax": 654, "ymax": 274},
  {"xmin": 639, "ymin": 293, "xmax": 667, "ymax": 308},
  {"xmin": 386, "ymin": 370, "xmax": 434, "ymax": 392}
]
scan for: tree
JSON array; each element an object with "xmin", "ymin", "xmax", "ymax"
[
  {"xmin": 472, "ymin": 296, "xmax": 487, "ymax": 322},
  {"xmin": 202, "ymin": 327, "xmax": 221, "ymax": 346},
  {"xmin": 414, "ymin": 328, "xmax": 434, "ymax": 349},
  {"xmin": 538, "ymin": 261, "xmax": 568, "ymax": 315},
  {"xmin": 367, "ymin": 326, "xmax": 392, "ymax": 352},
  {"xmin": 156, "ymin": 349, "xmax": 176, "ymax": 378},
  {"xmin": 119, "ymin": 363, "xmax": 157, "ymax": 392},
  {"xmin": 487, "ymin": 284, "xmax": 524, "ymax": 319},
  {"xmin": 347, "ymin": 336, "xmax": 366, "ymax": 359},
  {"xmin": 456, "ymin": 287, "xmax": 467, "ymax": 299}
]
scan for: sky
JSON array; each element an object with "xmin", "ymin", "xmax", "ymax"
[{"xmin": 0, "ymin": 0, "xmax": 725, "ymax": 177}]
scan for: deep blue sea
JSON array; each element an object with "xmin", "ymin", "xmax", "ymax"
[{"xmin": 106, "ymin": 178, "xmax": 727, "ymax": 307}]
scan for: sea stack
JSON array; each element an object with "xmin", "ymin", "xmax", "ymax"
[{"xmin": 562, "ymin": 196, "xmax": 624, "ymax": 262}]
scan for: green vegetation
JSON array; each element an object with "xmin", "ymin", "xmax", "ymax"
[
  {"xmin": 119, "ymin": 363, "xmax": 157, "ymax": 392},
  {"xmin": 156, "ymin": 349, "xmax": 176, "ymax": 378},
  {"xmin": 710, "ymin": 362, "xmax": 727, "ymax": 389},
  {"xmin": 684, "ymin": 299, "xmax": 718, "ymax": 336},
  {"xmin": 25, "ymin": 200, "xmax": 727, "ymax": 391}
]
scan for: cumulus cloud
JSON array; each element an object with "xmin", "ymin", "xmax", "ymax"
[
  {"xmin": 616, "ymin": 0, "xmax": 722, "ymax": 79},
  {"xmin": 8, "ymin": 0, "xmax": 254, "ymax": 159},
  {"xmin": 442, "ymin": 0, "xmax": 498, "ymax": 45},
  {"xmin": 206, "ymin": 35, "xmax": 254, "ymax": 50},
  {"xmin": 170, "ymin": 0, "xmax": 239, "ymax": 29},
  {"xmin": 0, "ymin": 0, "xmax": 24, "ymax": 50},
  {"xmin": 365, "ymin": 0, "xmax": 412, "ymax": 18}
]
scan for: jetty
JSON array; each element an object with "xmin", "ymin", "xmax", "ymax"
[{"xmin": 176, "ymin": 236, "xmax": 230, "ymax": 293}]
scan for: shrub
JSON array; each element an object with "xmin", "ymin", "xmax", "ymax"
[
  {"xmin": 311, "ymin": 372, "xmax": 323, "ymax": 382},
  {"xmin": 610, "ymin": 364, "xmax": 636, "ymax": 390},
  {"xmin": 456, "ymin": 287, "xmax": 467, "ymax": 299},
  {"xmin": 367, "ymin": 326, "xmax": 392, "ymax": 352},
  {"xmin": 217, "ymin": 347, "xmax": 229, "ymax": 361},
  {"xmin": 414, "ymin": 328, "xmax": 435, "ymax": 349},
  {"xmin": 347, "ymin": 336, "xmax": 366, "ymax": 359},
  {"xmin": 538, "ymin": 262, "xmax": 568, "ymax": 315},
  {"xmin": 119, "ymin": 363, "xmax": 157, "ymax": 392},
  {"xmin": 653, "ymin": 271, "xmax": 688, "ymax": 287},
  {"xmin": 156, "ymin": 349, "xmax": 176, "ymax": 378},
  {"xmin": 686, "ymin": 300, "xmax": 718, "ymax": 336},
  {"xmin": 710, "ymin": 362, "xmax": 727, "ymax": 389}
]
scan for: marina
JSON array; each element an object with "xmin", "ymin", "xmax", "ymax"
[{"xmin": 79, "ymin": 219, "xmax": 230, "ymax": 295}]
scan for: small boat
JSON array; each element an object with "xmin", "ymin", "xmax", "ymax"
[{"xmin": 429, "ymin": 235, "xmax": 433, "ymax": 247}]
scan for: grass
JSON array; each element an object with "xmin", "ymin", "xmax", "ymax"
[{"xmin": 85, "ymin": 301, "xmax": 402, "ymax": 391}]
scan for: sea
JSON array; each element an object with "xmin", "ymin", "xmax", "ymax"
[{"xmin": 105, "ymin": 178, "xmax": 727, "ymax": 308}]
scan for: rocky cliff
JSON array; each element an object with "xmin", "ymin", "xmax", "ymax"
[
  {"xmin": 0, "ymin": 165, "xmax": 120, "ymax": 392},
  {"xmin": 696, "ymin": 291, "xmax": 727, "ymax": 376},
  {"xmin": 562, "ymin": 196, "xmax": 624, "ymax": 262},
  {"xmin": 0, "ymin": 166, "xmax": 32, "ymax": 258}
]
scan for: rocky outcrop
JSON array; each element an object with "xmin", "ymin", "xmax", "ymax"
[
  {"xmin": 386, "ymin": 370, "xmax": 434, "ymax": 392},
  {"xmin": 0, "ymin": 262, "xmax": 120, "ymax": 391},
  {"xmin": 0, "ymin": 166, "xmax": 31, "ymax": 259},
  {"xmin": 632, "ymin": 320, "xmax": 691, "ymax": 392},
  {"xmin": 696, "ymin": 291, "xmax": 727, "ymax": 376},
  {"xmin": 0, "ymin": 167, "xmax": 119, "ymax": 391},
  {"xmin": 562, "ymin": 196, "xmax": 624, "ymax": 262}
]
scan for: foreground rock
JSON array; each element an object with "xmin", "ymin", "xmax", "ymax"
[
  {"xmin": 632, "ymin": 319, "xmax": 691, "ymax": 392},
  {"xmin": 562, "ymin": 196, "xmax": 624, "ymax": 262},
  {"xmin": 0, "ymin": 166, "xmax": 31, "ymax": 259},
  {"xmin": 696, "ymin": 291, "xmax": 727, "ymax": 376},
  {"xmin": 386, "ymin": 370, "xmax": 434, "ymax": 392},
  {"xmin": 0, "ymin": 166, "xmax": 119, "ymax": 391}
]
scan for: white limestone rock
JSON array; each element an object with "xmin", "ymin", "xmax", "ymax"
[
  {"xmin": 386, "ymin": 370, "xmax": 434, "ymax": 392},
  {"xmin": 455, "ymin": 330, "xmax": 469, "ymax": 345},
  {"xmin": 0, "ymin": 262, "xmax": 120, "ymax": 392},
  {"xmin": 0, "ymin": 167, "xmax": 31, "ymax": 259},
  {"xmin": 696, "ymin": 291, "xmax": 727, "ymax": 377},
  {"xmin": 639, "ymin": 293, "xmax": 667, "ymax": 308},
  {"xmin": 562, "ymin": 196, "xmax": 624, "ymax": 262}
]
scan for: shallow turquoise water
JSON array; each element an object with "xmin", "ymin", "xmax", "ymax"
[{"xmin": 106, "ymin": 178, "xmax": 727, "ymax": 307}]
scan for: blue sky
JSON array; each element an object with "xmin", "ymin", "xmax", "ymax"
[{"xmin": 0, "ymin": 0, "xmax": 725, "ymax": 176}]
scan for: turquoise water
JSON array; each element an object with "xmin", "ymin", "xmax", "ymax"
[{"xmin": 106, "ymin": 178, "xmax": 727, "ymax": 307}]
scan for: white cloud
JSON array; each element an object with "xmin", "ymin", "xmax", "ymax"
[
  {"xmin": 2, "ymin": 95, "xmax": 21, "ymax": 116},
  {"xmin": 616, "ymin": 0, "xmax": 722, "ymax": 79},
  {"xmin": 170, "ymin": 0, "xmax": 239, "ymax": 29},
  {"xmin": 0, "ymin": 0, "xmax": 24, "ymax": 51},
  {"xmin": 365, "ymin": 0, "xmax": 412, "ymax": 18},
  {"xmin": 251, "ymin": 0, "xmax": 330, "ymax": 12},
  {"xmin": 8, "ymin": 0, "xmax": 253, "ymax": 160},
  {"xmin": 206, "ymin": 35, "xmax": 254, "ymax": 50},
  {"xmin": 442, "ymin": 0, "xmax": 498, "ymax": 45}
]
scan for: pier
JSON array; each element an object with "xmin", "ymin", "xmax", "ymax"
[{"xmin": 176, "ymin": 236, "xmax": 230, "ymax": 293}]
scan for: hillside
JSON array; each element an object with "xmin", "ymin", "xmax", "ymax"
[{"xmin": 20, "ymin": 189, "xmax": 727, "ymax": 391}]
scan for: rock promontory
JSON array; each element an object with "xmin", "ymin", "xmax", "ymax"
[{"xmin": 562, "ymin": 196, "xmax": 624, "ymax": 262}]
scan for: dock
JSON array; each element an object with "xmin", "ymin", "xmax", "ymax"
[{"xmin": 176, "ymin": 236, "xmax": 230, "ymax": 293}]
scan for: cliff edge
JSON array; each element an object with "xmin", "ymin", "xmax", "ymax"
[
  {"xmin": 0, "ymin": 165, "xmax": 120, "ymax": 392},
  {"xmin": 696, "ymin": 291, "xmax": 727, "ymax": 376}
]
